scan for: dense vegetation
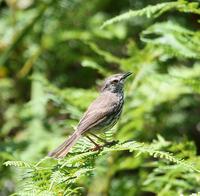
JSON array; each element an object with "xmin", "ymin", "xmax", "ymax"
[{"xmin": 0, "ymin": 0, "xmax": 200, "ymax": 195}]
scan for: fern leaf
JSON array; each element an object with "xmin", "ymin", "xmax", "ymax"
[
  {"xmin": 101, "ymin": 1, "xmax": 200, "ymax": 28},
  {"xmin": 4, "ymin": 160, "xmax": 34, "ymax": 168},
  {"xmin": 102, "ymin": 141, "xmax": 199, "ymax": 172},
  {"xmin": 101, "ymin": 1, "xmax": 182, "ymax": 28},
  {"xmin": 60, "ymin": 151, "xmax": 98, "ymax": 168},
  {"xmin": 141, "ymin": 22, "xmax": 200, "ymax": 59}
]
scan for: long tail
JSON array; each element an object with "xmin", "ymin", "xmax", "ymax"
[{"xmin": 48, "ymin": 132, "xmax": 81, "ymax": 158}]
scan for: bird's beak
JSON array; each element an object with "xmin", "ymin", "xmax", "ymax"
[{"xmin": 121, "ymin": 72, "xmax": 132, "ymax": 80}]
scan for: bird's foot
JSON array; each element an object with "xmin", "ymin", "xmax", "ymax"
[
  {"xmin": 89, "ymin": 140, "xmax": 118, "ymax": 151},
  {"xmin": 90, "ymin": 145, "xmax": 103, "ymax": 152}
]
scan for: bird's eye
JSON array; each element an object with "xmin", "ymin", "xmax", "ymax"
[{"xmin": 111, "ymin": 79, "xmax": 119, "ymax": 84}]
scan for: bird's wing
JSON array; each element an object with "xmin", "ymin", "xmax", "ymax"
[{"xmin": 77, "ymin": 92, "xmax": 118, "ymax": 134}]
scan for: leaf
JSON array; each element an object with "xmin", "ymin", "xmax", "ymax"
[
  {"xmin": 141, "ymin": 22, "xmax": 200, "ymax": 59},
  {"xmin": 101, "ymin": 1, "xmax": 182, "ymax": 28},
  {"xmin": 4, "ymin": 160, "xmax": 34, "ymax": 168}
]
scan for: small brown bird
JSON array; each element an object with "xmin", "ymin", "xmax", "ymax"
[{"xmin": 49, "ymin": 72, "xmax": 132, "ymax": 158}]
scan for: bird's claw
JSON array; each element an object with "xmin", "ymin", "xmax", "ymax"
[
  {"xmin": 90, "ymin": 145, "xmax": 103, "ymax": 151},
  {"xmin": 90, "ymin": 140, "xmax": 118, "ymax": 152}
]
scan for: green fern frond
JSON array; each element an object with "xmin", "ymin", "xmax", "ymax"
[
  {"xmin": 143, "ymin": 163, "xmax": 200, "ymax": 193},
  {"xmin": 3, "ymin": 160, "xmax": 34, "ymax": 168},
  {"xmin": 101, "ymin": 2, "xmax": 178, "ymax": 28},
  {"xmin": 4, "ymin": 139, "xmax": 200, "ymax": 195},
  {"xmin": 141, "ymin": 22, "xmax": 200, "ymax": 59},
  {"xmin": 101, "ymin": 1, "xmax": 200, "ymax": 28},
  {"xmin": 49, "ymin": 171, "xmax": 65, "ymax": 191},
  {"xmin": 102, "ymin": 141, "xmax": 199, "ymax": 172},
  {"xmin": 60, "ymin": 151, "xmax": 98, "ymax": 168}
]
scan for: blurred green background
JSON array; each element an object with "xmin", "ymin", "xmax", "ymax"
[{"xmin": 0, "ymin": 0, "xmax": 200, "ymax": 195}]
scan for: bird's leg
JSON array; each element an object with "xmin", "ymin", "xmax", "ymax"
[
  {"xmin": 89, "ymin": 133, "xmax": 118, "ymax": 147},
  {"xmin": 86, "ymin": 136, "xmax": 102, "ymax": 151},
  {"xmin": 89, "ymin": 133, "xmax": 108, "ymax": 143}
]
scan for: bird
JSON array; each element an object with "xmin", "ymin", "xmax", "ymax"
[{"xmin": 48, "ymin": 72, "xmax": 132, "ymax": 158}]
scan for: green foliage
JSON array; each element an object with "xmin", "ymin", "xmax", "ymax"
[
  {"xmin": 4, "ymin": 160, "xmax": 33, "ymax": 168},
  {"xmin": 4, "ymin": 139, "xmax": 200, "ymax": 195},
  {"xmin": 1, "ymin": 0, "xmax": 200, "ymax": 195},
  {"xmin": 141, "ymin": 22, "xmax": 200, "ymax": 59},
  {"xmin": 101, "ymin": 0, "xmax": 200, "ymax": 28}
]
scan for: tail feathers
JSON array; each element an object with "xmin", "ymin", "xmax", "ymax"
[{"xmin": 48, "ymin": 132, "xmax": 81, "ymax": 158}]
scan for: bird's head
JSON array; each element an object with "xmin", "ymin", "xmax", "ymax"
[{"xmin": 101, "ymin": 72, "xmax": 132, "ymax": 93}]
